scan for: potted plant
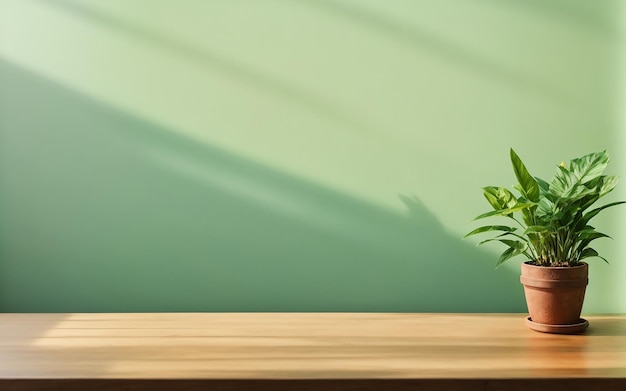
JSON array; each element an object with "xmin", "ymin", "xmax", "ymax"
[{"xmin": 465, "ymin": 149, "xmax": 624, "ymax": 333}]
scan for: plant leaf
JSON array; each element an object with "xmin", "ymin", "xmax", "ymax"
[
  {"xmin": 536, "ymin": 198, "xmax": 557, "ymax": 220},
  {"xmin": 471, "ymin": 202, "xmax": 536, "ymax": 221},
  {"xmin": 464, "ymin": 225, "xmax": 516, "ymax": 239},
  {"xmin": 550, "ymin": 151, "xmax": 611, "ymax": 200},
  {"xmin": 582, "ymin": 201, "xmax": 626, "ymax": 226},
  {"xmin": 524, "ymin": 225, "xmax": 549, "ymax": 234},
  {"xmin": 482, "ymin": 187, "xmax": 502, "ymax": 211},
  {"xmin": 496, "ymin": 247, "xmax": 515, "ymax": 268},
  {"xmin": 495, "ymin": 242, "xmax": 528, "ymax": 268},
  {"xmin": 483, "ymin": 187, "xmax": 517, "ymax": 211},
  {"xmin": 476, "ymin": 231, "xmax": 531, "ymax": 246},
  {"xmin": 578, "ymin": 248, "xmax": 608, "ymax": 264},
  {"xmin": 569, "ymin": 150, "xmax": 609, "ymax": 185},
  {"xmin": 578, "ymin": 230, "xmax": 610, "ymax": 241},
  {"xmin": 535, "ymin": 177, "xmax": 550, "ymax": 193},
  {"xmin": 510, "ymin": 149, "xmax": 539, "ymax": 202},
  {"xmin": 499, "ymin": 239, "xmax": 526, "ymax": 249},
  {"xmin": 599, "ymin": 175, "xmax": 619, "ymax": 197}
]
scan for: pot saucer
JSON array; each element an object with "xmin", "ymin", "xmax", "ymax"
[{"xmin": 525, "ymin": 317, "xmax": 588, "ymax": 334}]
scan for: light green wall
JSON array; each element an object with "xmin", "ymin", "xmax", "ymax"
[{"xmin": 1, "ymin": 0, "xmax": 624, "ymax": 313}]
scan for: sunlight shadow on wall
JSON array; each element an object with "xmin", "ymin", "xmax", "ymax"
[
  {"xmin": 33, "ymin": 0, "xmax": 378, "ymax": 137},
  {"xmin": 296, "ymin": 0, "xmax": 569, "ymax": 103},
  {"xmin": 0, "ymin": 60, "xmax": 525, "ymax": 312},
  {"xmin": 474, "ymin": 0, "xmax": 621, "ymax": 37}
]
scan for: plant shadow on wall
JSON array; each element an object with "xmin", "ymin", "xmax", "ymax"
[{"xmin": 0, "ymin": 60, "xmax": 525, "ymax": 312}]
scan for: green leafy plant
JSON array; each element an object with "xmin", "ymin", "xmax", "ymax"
[{"xmin": 465, "ymin": 149, "xmax": 624, "ymax": 268}]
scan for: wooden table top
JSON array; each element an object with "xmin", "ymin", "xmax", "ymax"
[{"xmin": 1, "ymin": 313, "xmax": 625, "ymax": 390}]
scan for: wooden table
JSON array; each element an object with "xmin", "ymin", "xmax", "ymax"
[{"xmin": 1, "ymin": 313, "xmax": 625, "ymax": 390}]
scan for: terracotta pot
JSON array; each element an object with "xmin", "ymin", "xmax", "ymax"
[{"xmin": 520, "ymin": 262, "xmax": 588, "ymax": 326}]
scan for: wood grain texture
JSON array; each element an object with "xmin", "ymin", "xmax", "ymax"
[{"xmin": 1, "ymin": 313, "xmax": 625, "ymax": 390}]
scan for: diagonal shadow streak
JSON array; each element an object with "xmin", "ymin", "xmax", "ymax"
[
  {"xmin": 297, "ymin": 0, "xmax": 573, "ymax": 104},
  {"xmin": 32, "ymin": 0, "xmax": 378, "ymax": 136},
  {"xmin": 474, "ymin": 0, "xmax": 621, "ymax": 38}
]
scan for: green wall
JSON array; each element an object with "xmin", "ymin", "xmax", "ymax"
[{"xmin": 1, "ymin": 0, "xmax": 624, "ymax": 313}]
